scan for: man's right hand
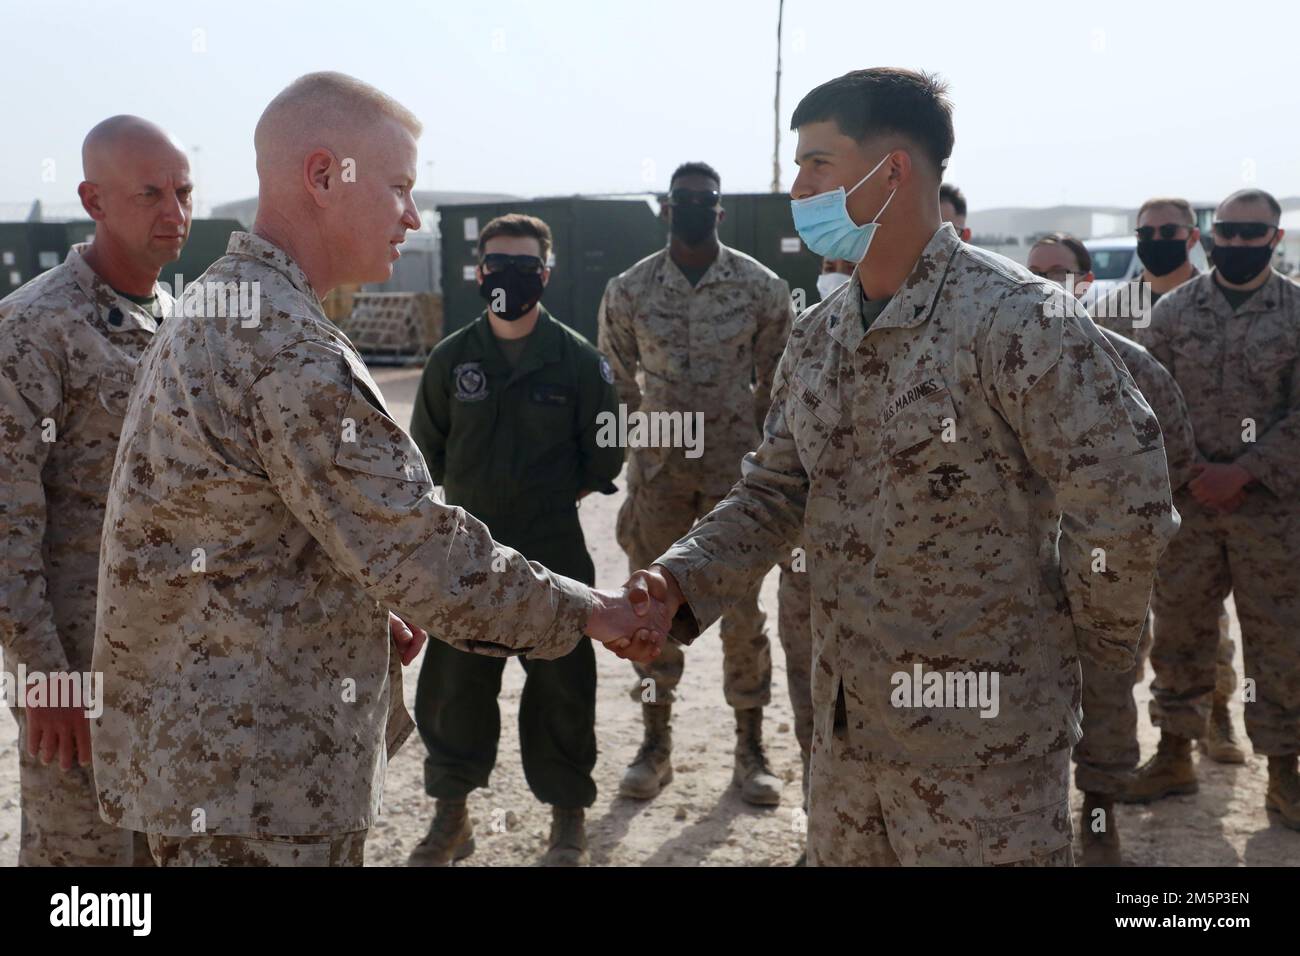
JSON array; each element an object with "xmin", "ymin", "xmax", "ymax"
[
  {"xmin": 624, "ymin": 564, "xmax": 686, "ymax": 622},
  {"xmin": 26, "ymin": 705, "xmax": 91, "ymax": 771}
]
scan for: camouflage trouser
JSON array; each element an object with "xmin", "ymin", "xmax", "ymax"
[
  {"xmin": 1149, "ymin": 500, "xmax": 1300, "ymax": 756},
  {"xmin": 807, "ymin": 727, "xmax": 1073, "ymax": 867},
  {"xmin": 1075, "ymin": 606, "xmax": 1235, "ymax": 794},
  {"xmin": 13, "ymin": 708, "xmax": 152, "ymax": 866},
  {"xmin": 147, "ymin": 830, "xmax": 367, "ymax": 867},
  {"xmin": 617, "ymin": 477, "xmax": 771, "ymax": 709},
  {"xmin": 777, "ymin": 555, "xmax": 813, "ymax": 804}
]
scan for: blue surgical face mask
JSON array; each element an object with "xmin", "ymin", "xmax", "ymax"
[{"xmin": 790, "ymin": 152, "xmax": 895, "ymax": 262}]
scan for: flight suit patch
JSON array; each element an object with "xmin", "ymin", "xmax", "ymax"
[{"xmin": 453, "ymin": 362, "xmax": 489, "ymax": 402}]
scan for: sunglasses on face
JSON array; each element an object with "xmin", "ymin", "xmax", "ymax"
[
  {"xmin": 1212, "ymin": 221, "xmax": 1275, "ymax": 241},
  {"xmin": 1136, "ymin": 224, "xmax": 1190, "ymax": 241},
  {"xmin": 669, "ymin": 188, "xmax": 721, "ymax": 207},
  {"xmin": 481, "ymin": 253, "xmax": 545, "ymax": 274}
]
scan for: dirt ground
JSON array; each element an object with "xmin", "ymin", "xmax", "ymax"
[{"xmin": 2, "ymin": 365, "xmax": 1296, "ymax": 867}]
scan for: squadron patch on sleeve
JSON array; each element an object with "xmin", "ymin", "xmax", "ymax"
[
  {"xmin": 599, "ymin": 356, "xmax": 615, "ymax": 385},
  {"xmin": 453, "ymin": 361, "xmax": 489, "ymax": 402}
]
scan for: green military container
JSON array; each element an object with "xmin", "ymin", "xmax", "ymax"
[
  {"xmin": 438, "ymin": 193, "xmax": 823, "ymax": 344},
  {"xmin": 715, "ymin": 191, "xmax": 823, "ymax": 314},
  {"xmin": 0, "ymin": 219, "xmax": 241, "ymax": 300},
  {"xmin": 0, "ymin": 222, "xmax": 68, "ymax": 297}
]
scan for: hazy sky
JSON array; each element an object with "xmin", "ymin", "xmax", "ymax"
[{"xmin": 5, "ymin": 0, "xmax": 1298, "ymax": 214}]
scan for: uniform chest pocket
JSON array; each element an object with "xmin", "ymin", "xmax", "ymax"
[
  {"xmin": 334, "ymin": 377, "xmax": 432, "ymax": 487},
  {"xmin": 1244, "ymin": 319, "xmax": 1296, "ymax": 383},
  {"xmin": 881, "ymin": 386, "xmax": 961, "ymax": 496},
  {"xmin": 787, "ymin": 372, "xmax": 842, "ymax": 470},
  {"xmin": 96, "ymin": 368, "xmax": 137, "ymax": 418},
  {"xmin": 1170, "ymin": 334, "xmax": 1221, "ymax": 377}
]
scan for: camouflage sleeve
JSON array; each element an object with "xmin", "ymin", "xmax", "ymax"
[
  {"xmin": 1126, "ymin": 351, "xmax": 1199, "ymax": 492},
  {"xmin": 0, "ymin": 315, "xmax": 71, "ymax": 673},
  {"xmin": 596, "ymin": 277, "xmax": 641, "ymax": 414},
  {"xmin": 986, "ymin": 288, "xmax": 1179, "ymax": 672},
  {"xmin": 653, "ymin": 337, "xmax": 807, "ymax": 645},
  {"xmin": 246, "ymin": 340, "xmax": 594, "ymax": 660},
  {"xmin": 1234, "ymin": 305, "xmax": 1300, "ymax": 497},
  {"xmin": 753, "ymin": 278, "xmax": 795, "ymax": 431}
]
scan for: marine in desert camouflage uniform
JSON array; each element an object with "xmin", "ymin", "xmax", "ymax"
[
  {"xmin": 0, "ymin": 115, "xmax": 187, "ymax": 866},
  {"xmin": 629, "ymin": 69, "xmax": 1177, "ymax": 866},
  {"xmin": 1123, "ymin": 189, "xmax": 1300, "ymax": 830},
  {"xmin": 598, "ymin": 162, "xmax": 794, "ymax": 805}
]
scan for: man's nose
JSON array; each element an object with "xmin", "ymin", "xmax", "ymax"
[
  {"xmin": 790, "ymin": 170, "xmax": 813, "ymax": 201},
  {"xmin": 404, "ymin": 196, "xmax": 421, "ymax": 232}
]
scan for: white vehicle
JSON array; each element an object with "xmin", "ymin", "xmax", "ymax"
[{"xmin": 1083, "ymin": 234, "xmax": 1209, "ymax": 304}]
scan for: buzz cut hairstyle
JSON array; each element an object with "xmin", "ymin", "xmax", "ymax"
[
  {"xmin": 477, "ymin": 213, "xmax": 553, "ymax": 264},
  {"xmin": 670, "ymin": 161, "xmax": 721, "ymax": 192},
  {"xmin": 255, "ymin": 71, "xmax": 422, "ymax": 147},
  {"xmin": 1219, "ymin": 188, "xmax": 1282, "ymax": 222},
  {"xmin": 790, "ymin": 68, "xmax": 955, "ymax": 177},
  {"xmin": 1137, "ymin": 197, "xmax": 1195, "ymax": 227},
  {"xmin": 939, "ymin": 182, "xmax": 967, "ymax": 217},
  {"xmin": 1032, "ymin": 231, "xmax": 1092, "ymax": 274}
]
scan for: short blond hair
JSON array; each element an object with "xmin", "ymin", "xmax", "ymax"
[
  {"xmin": 254, "ymin": 71, "xmax": 421, "ymax": 163},
  {"xmin": 1137, "ymin": 197, "xmax": 1194, "ymax": 227}
]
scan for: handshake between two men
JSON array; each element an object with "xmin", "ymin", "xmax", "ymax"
[{"xmin": 580, "ymin": 565, "xmax": 686, "ymax": 664}]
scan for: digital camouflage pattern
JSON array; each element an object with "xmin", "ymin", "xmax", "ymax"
[
  {"xmin": 1134, "ymin": 270, "xmax": 1300, "ymax": 755},
  {"xmin": 1074, "ymin": 327, "xmax": 1234, "ymax": 793},
  {"xmin": 655, "ymin": 224, "xmax": 1178, "ymax": 862},
  {"xmin": 92, "ymin": 232, "xmax": 597, "ymax": 839},
  {"xmin": 599, "ymin": 243, "xmax": 793, "ymax": 708},
  {"xmin": 147, "ymin": 829, "xmax": 366, "ymax": 867},
  {"xmin": 0, "ymin": 244, "xmax": 170, "ymax": 866}
]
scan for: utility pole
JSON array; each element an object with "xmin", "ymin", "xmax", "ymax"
[{"xmin": 771, "ymin": 0, "xmax": 784, "ymax": 193}]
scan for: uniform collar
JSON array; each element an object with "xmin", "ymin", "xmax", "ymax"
[
  {"xmin": 662, "ymin": 240, "xmax": 736, "ymax": 291},
  {"xmin": 472, "ymin": 305, "xmax": 565, "ymax": 380},
  {"xmin": 225, "ymin": 231, "xmax": 319, "ymax": 303},
  {"xmin": 1196, "ymin": 267, "xmax": 1288, "ymax": 317},
  {"xmin": 63, "ymin": 243, "xmax": 166, "ymax": 335},
  {"xmin": 826, "ymin": 223, "xmax": 961, "ymax": 352}
]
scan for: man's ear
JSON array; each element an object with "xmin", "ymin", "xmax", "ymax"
[
  {"xmin": 960, "ymin": 226, "xmax": 972, "ymax": 243},
  {"xmin": 541, "ymin": 266, "xmax": 552, "ymax": 287},
  {"xmin": 303, "ymin": 148, "xmax": 337, "ymax": 209},
  {"xmin": 475, "ymin": 264, "xmax": 485, "ymax": 285},
  {"xmin": 716, "ymin": 207, "xmax": 726, "ymax": 227},
  {"xmin": 78, "ymin": 181, "xmax": 104, "ymax": 221},
  {"xmin": 1187, "ymin": 227, "xmax": 1201, "ymax": 251}
]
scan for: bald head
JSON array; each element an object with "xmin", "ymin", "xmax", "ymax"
[
  {"xmin": 83, "ymin": 115, "xmax": 187, "ymax": 182},
  {"xmin": 77, "ymin": 115, "xmax": 192, "ymax": 282}
]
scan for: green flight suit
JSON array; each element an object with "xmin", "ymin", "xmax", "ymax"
[{"xmin": 409, "ymin": 307, "xmax": 623, "ymax": 807}]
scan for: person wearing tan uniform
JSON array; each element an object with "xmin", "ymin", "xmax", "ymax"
[
  {"xmin": 90, "ymin": 73, "xmax": 666, "ymax": 867},
  {"xmin": 625, "ymin": 68, "xmax": 1177, "ymax": 866},
  {"xmin": 598, "ymin": 162, "xmax": 795, "ymax": 806},
  {"xmin": 0, "ymin": 116, "xmax": 187, "ymax": 866}
]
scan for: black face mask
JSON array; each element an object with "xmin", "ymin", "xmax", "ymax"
[
  {"xmin": 479, "ymin": 266, "xmax": 545, "ymax": 321},
  {"xmin": 670, "ymin": 205, "xmax": 718, "ymax": 245},
  {"xmin": 1211, "ymin": 243, "xmax": 1273, "ymax": 285},
  {"xmin": 1136, "ymin": 238, "xmax": 1189, "ymax": 277}
]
